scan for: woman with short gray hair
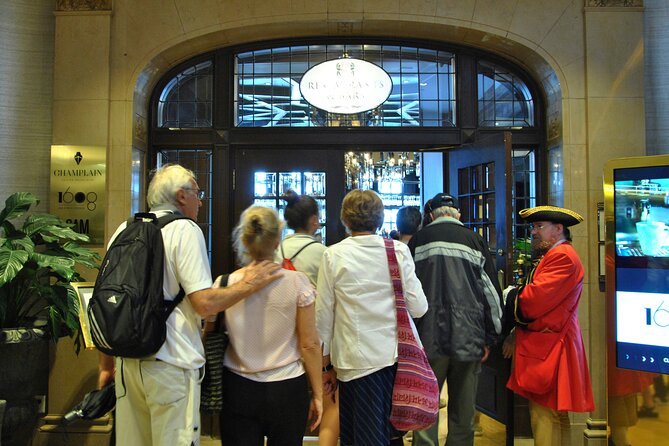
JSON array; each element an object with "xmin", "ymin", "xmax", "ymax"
[{"xmin": 316, "ymin": 189, "xmax": 429, "ymax": 446}]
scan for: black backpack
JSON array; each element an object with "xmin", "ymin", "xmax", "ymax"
[{"xmin": 88, "ymin": 212, "xmax": 190, "ymax": 358}]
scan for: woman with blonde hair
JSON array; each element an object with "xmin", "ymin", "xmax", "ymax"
[
  {"xmin": 220, "ymin": 205, "xmax": 323, "ymax": 445},
  {"xmin": 316, "ymin": 189, "xmax": 428, "ymax": 446}
]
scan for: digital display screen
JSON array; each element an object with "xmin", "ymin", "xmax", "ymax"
[{"xmin": 614, "ymin": 165, "xmax": 669, "ymax": 373}]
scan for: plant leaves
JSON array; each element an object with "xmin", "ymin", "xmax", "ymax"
[
  {"xmin": 0, "ymin": 192, "xmax": 39, "ymax": 226},
  {"xmin": 40, "ymin": 225, "xmax": 90, "ymax": 242},
  {"xmin": 63, "ymin": 242, "xmax": 101, "ymax": 261},
  {"xmin": 48, "ymin": 305, "xmax": 63, "ymax": 340},
  {"xmin": 0, "ymin": 248, "xmax": 30, "ymax": 287},
  {"xmin": 8, "ymin": 235, "xmax": 35, "ymax": 254},
  {"xmin": 0, "ymin": 192, "xmax": 100, "ymax": 346},
  {"xmin": 31, "ymin": 252, "xmax": 76, "ymax": 281}
]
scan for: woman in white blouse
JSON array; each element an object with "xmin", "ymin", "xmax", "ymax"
[
  {"xmin": 221, "ymin": 206, "xmax": 323, "ymax": 445},
  {"xmin": 316, "ymin": 190, "xmax": 428, "ymax": 446},
  {"xmin": 276, "ymin": 189, "xmax": 340, "ymax": 446}
]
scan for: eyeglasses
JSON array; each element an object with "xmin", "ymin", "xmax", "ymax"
[
  {"xmin": 184, "ymin": 188, "xmax": 205, "ymax": 200},
  {"xmin": 529, "ymin": 223, "xmax": 552, "ymax": 231}
]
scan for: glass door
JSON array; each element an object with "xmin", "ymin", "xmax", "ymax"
[
  {"xmin": 447, "ymin": 132, "xmax": 517, "ymax": 444},
  {"xmin": 253, "ymin": 171, "xmax": 327, "ymax": 241},
  {"xmin": 233, "ymin": 147, "xmax": 345, "ymax": 250},
  {"xmin": 344, "ymin": 151, "xmax": 421, "ymax": 236}
]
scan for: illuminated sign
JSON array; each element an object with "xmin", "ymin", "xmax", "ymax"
[{"xmin": 299, "ymin": 58, "xmax": 392, "ymax": 114}]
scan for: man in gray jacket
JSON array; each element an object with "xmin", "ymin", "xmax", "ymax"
[{"xmin": 408, "ymin": 192, "xmax": 503, "ymax": 446}]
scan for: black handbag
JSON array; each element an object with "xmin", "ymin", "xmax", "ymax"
[{"xmin": 200, "ymin": 274, "xmax": 230, "ymax": 413}]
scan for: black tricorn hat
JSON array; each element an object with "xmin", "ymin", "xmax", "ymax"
[{"xmin": 519, "ymin": 206, "xmax": 584, "ymax": 227}]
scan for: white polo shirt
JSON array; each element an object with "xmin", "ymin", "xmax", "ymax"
[{"xmin": 107, "ymin": 208, "xmax": 212, "ymax": 369}]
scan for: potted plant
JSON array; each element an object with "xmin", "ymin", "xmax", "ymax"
[
  {"xmin": 0, "ymin": 192, "xmax": 101, "ymax": 446},
  {"xmin": 512, "ymin": 237, "xmax": 534, "ymax": 286}
]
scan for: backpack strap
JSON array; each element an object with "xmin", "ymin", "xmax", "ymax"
[
  {"xmin": 155, "ymin": 212, "xmax": 191, "ymax": 228},
  {"xmin": 287, "ymin": 240, "xmax": 319, "ymax": 261},
  {"xmin": 150, "ymin": 212, "xmax": 192, "ymax": 313},
  {"xmin": 128, "ymin": 212, "xmax": 158, "ymax": 226}
]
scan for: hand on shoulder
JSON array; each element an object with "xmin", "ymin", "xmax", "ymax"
[{"xmin": 241, "ymin": 260, "xmax": 283, "ymax": 292}]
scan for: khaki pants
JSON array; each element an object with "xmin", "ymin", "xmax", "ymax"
[
  {"xmin": 115, "ymin": 357, "xmax": 202, "ymax": 446},
  {"xmin": 529, "ymin": 400, "xmax": 571, "ymax": 446}
]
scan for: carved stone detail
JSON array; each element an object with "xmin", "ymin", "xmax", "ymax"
[
  {"xmin": 548, "ymin": 116, "xmax": 561, "ymax": 141},
  {"xmin": 587, "ymin": 0, "xmax": 642, "ymax": 6},
  {"xmin": 134, "ymin": 115, "xmax": 147, "ymax": 143},
  {"xmin": 56, "ymin": 0, "xmax": 112, "ymax": 12},
  {"xmin": 337, "ymin": 22, "xmax": 355, "ymax": 34}
]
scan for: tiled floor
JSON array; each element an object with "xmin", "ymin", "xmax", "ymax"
[
  {"xmin": 627, "ymin": 394, "xmax": 669, "ymax": 446},
  {"xmin": 200, "ymin": 410, "xmax": 517, "ymax": 445}
]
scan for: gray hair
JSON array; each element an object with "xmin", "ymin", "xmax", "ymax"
[
  {"xmin": 431, "ymin": 205, "xmax": 460, "ymax": 219},
  {"xmin": 147, "ymin": 164, "xmax": 196, "ymax": 208}
]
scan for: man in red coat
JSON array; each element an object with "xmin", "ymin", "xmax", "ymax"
[{"xmin": 503, "ymin": 205, "xmax": 595, "ymax": 446}]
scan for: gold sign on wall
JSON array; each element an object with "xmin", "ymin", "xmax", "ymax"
[{"xmin": 50, "ymin": 145, "xmax": 106, "ymax": 245}]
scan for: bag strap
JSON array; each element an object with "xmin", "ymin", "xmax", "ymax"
[
  {"xmin": 157, "ymin": 212, "xmax": 192, "ymax": 311},
  {"xmin": 383, "ymin": 238, "xmax": 419, "ymax": 352},
  {"xmin": 214, "ymin": 274, "xmax": 230, "ymax": 332},
  {"xmin": 281, "ymin": 239, "xmax": 319, "ymax": 261},
  {"xmin": 128, "ymin": 212, "xmax": 192, "ymax": 314}
]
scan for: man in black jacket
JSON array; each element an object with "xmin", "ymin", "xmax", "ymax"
[{"xmin": 408, "ymin": 192, "xmax": 503, "ymax": 446}]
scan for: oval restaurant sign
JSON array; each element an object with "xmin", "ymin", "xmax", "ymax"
[{"xmin": 299, "ymin": 58, "xmax": 393, "ymax": 114}]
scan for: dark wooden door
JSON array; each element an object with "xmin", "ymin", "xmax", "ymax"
[{"xmin": 446, "ymin": 132, "xmax": 517, "ymax": 445}]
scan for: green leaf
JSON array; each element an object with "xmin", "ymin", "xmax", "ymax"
[
  {"xmin": 40, "ymin": 225, "xmax": 90, "ymax": 243},
  {"xmin": 63, "ymin": 242, "xmax": 101, "ymax": 260},
  {"xmin": 67, "ymin": 285, "xmax": 81, "ymax": 315},
  {"xmin": 31, "ymin": 252, "xmax": 76, "ymax": 281},
  {"xmin": 48, "ymin": 306, "xmax": 63, "ymax": 339},
  {"xmin": 8, "ymin": 236, "xmax": 35, "ymax": 254},
  {"xmin": 0, "ymin": 248, "xmax": 30, "ymax": 287},
  {"xmin": 0, "ymin": 192, "xmax": 39, "ymax": 226}
]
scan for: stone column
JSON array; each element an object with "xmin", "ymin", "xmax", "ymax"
[
  {"xmin": 584, "ymin": 1, "xmax": 645, "ymax": 445},
  {"xmin": 644, "ymin": 0, "xmax": 669, "ymax": 156}
]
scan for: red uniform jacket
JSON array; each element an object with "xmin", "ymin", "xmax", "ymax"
[{"xmin": 507, "ymin": 242, "xmax": 595, "ymax": 412}]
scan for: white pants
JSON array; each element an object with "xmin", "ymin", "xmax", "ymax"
[{"xmin": 115, "ymin": 357, "xmax": 202, "ymax": 446}]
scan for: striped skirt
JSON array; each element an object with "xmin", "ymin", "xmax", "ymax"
[{"xmin": 339, "ymin": 364, "xmax": 403, "ymax": 446}]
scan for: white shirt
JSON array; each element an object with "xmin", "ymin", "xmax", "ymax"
[
  {"xmin": 274, "ymin": 233, "xmax": 326, "ymax": 286},
  {"xmin": 316, "ymin": 235, "xmax": 428, "ymax": 382},
  {"xmin": 108, "ymin": 208, "xmax": 212, "ymax": 369}
]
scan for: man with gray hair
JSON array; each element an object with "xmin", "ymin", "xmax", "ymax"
[
  {"xmin": 408, "ymin": 192, "xmax": 503, "ymax": 446},
  {"xmin": 98, "ymin": 164, "xmax": 281, "ymax": 445}
]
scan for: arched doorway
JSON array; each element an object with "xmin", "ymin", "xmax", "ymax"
[{"xmin": 147, "ymin": 37, "xmax": 545, "ymax": 444}]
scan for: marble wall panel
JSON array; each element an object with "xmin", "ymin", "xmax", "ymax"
[
  {"xmin": 53, "ymin": 14, "xmax": 111, "ymax": 101},
  {"xmin": 508, "ymin": 0, "xmax": 574, "ymax": 45},
  {"xmin": 585, "ymin": 9, "xmax": 644, "ymax": 98},
  {"xmin": 0, "ymin": 0, "xmax": 54, "ymax": 203},
  {"xmin": 399, "ymin": 0, "xmax": 436, "ymax": 16}
]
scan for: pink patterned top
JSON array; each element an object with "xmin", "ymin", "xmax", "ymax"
[{"xmin": 223, "ymin": 267, "xmax": 316, "ymax": 382}]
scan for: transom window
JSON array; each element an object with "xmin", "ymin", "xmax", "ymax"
[
  {"xmin": 234, "ymin": 45, "xmax": 456, "ymax": 128},
  {"xmin": 157, "ymin": 61, "xmax": 213, "ymax": 128},
  {"xmin": 478, "ymin": 60, "xmax": 534, "ymax": 127}
]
